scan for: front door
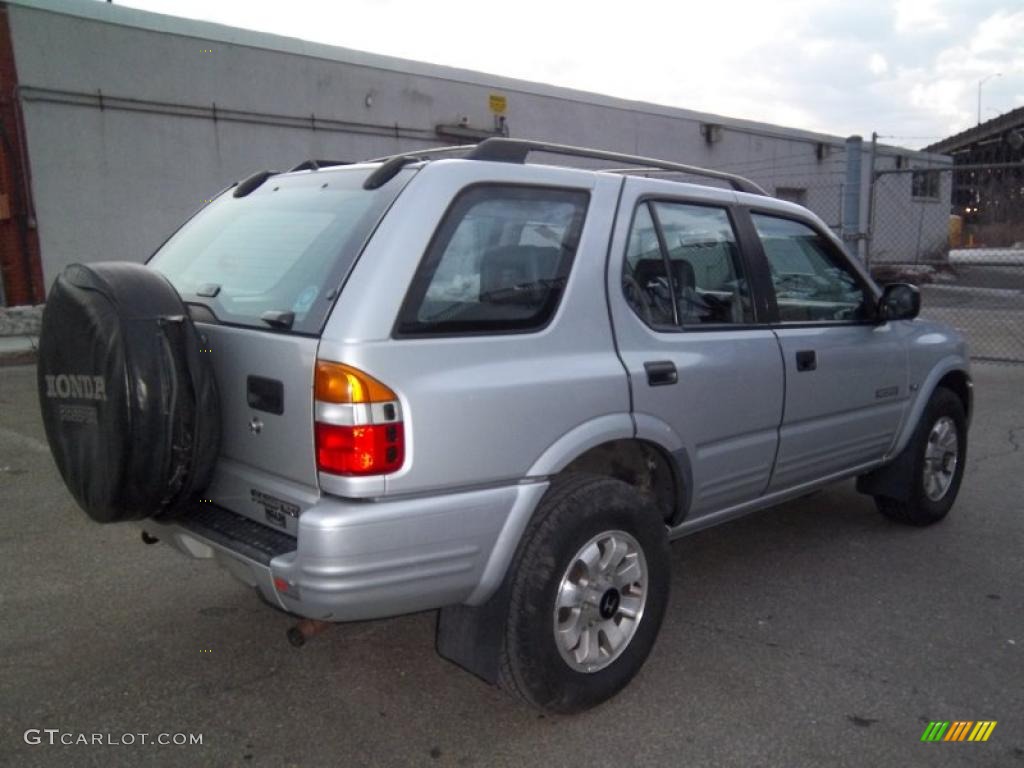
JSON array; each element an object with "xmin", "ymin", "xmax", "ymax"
[
  {"xmin": 743, "ymin": 211, "xmax": 909, "ymax": 490},
  {"xmin": 608, "ymin": 179, "xmax": 784, "ymax": 521}
]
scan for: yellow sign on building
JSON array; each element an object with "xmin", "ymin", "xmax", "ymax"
[{"xmin": 489, "ymin": 94, "xmax": 507, "ymax": 114}]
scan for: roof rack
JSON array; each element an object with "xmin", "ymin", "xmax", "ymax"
[
  {"xmin": 366, "ymin": 145, "xmax": 477, "ymax": 163},
  {"xmin": 287, "ymin": 159, "xmax": 353, "ymax": 172},
  {"xmin": 366, "ymin": 139, "xmax": 765, "ymax": 195},
  {"xmin": 465, "ymin": 138, "xmax": 766, "ymax": 195}
]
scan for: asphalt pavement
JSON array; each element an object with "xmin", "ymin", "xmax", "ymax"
[{"xmin": 1, "ymin": 363, "xmax": 1021, "ymax": 767}]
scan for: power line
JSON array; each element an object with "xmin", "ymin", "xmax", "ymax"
[{"xmin": 875, "ymin": 134, "xmax": 944, "ymax": 141}]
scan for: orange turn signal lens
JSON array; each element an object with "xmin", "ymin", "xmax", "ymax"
[{"xmin": 314, "ymin": 361, "xmax": 397, "ymax": 404}]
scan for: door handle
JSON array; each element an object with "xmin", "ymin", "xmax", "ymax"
[
  {"xmin": 795, "ymin": 350, "xmax": 817, "ymax": 372},
  {"xmin": 644, "ymin": 360, "xmax": 678, "ymax": 387}
]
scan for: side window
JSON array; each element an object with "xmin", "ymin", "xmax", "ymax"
[
  {"xmin": 623, "ymin": 200, "xmax": 753, "ymax": 327},
  {"xmin": 751, "ymin": 213, "xmax": 872, "ymax": 323},
  {"xmin": 624, "ymin": 204, "xmax": 675, "ymax": 326},
  {"xmin": 397, "ymin": 185, "xmax": 588, "ymax": 335}
]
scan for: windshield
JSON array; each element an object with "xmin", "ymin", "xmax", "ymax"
[{"xmin": 149, "ymin": 166, "xmax": 414, "ymax": 334}]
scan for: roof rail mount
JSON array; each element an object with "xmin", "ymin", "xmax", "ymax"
[
  {"xmin": 233, "ymin": 170, "xmax": 277, "ymax": 198},
  {"xmin": 363, "ymin": 156, "xmax": 416, "ymax": 190}
]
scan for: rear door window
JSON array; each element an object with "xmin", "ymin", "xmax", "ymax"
[
  {"xmin": 149, "ymin": 167, "xmax": 414, "ymax": 334},
  {"xmin": 396, "ymin": 185, "xmax": 589, "ymax": 335},
  {"xmin": 623, "ymin": 200, "xmax": 753, "ymax": 327}
]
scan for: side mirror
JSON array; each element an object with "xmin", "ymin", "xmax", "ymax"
[{"xmin": 878, "ymin": 283, "xmax": 920, "ymax": 322}]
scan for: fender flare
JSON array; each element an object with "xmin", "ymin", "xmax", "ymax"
[
  {"xmin": 527, "ymin": 412, "xmax": 693, "ymax": 520},
  {"xmin": 889, "ymin": 355, "xmax": 971, "ymax": 459},
  {"xmin": 633, "ymin": 412, "xmax": 694, "ymax": 524},
  {"xmin": 464, "ymin": 414, "xmax": 634, "ymax": 607},
  {"xmin": 525, "ymin": 413, "xmax": 636, "ymax": 476}
]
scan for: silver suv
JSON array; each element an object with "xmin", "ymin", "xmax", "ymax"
[{"xmin": 37, "ymin": 139, "xmax": 971, "ymax": 713}]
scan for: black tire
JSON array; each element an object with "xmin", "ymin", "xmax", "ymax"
[
  {"xmin": 875, "ymin": 387, "xmax": 967, "ymax": 526},
  {"xmin": 37, "ymin": 262, "xmax": 220, "ymax": 523},
  {"xmin": 498, "ymin": 473, "xmax": 671, "ymax": 714}
]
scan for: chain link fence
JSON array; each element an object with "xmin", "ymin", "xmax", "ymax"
[
  {"xmin": 867, "ymin": 162, "xmax": 1024, "ymax": 364},
  {"xmin": 704, "ymin": 155, "xmax": 1022, "ymax": 364}
]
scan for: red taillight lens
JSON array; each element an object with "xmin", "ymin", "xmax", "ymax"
[
  {"xmin": 315, "ymin": 422, "xmax": 405, "ymax": 476},
  {"xmin": 313, "ymin": 361, "xmax": 405, "ymax": 477}
]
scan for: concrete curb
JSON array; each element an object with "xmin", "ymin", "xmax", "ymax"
[
  {"xmin": 0, "ymin": 305, "xmax": 44, "ymax": 337},
  {"xmin": 0, "ymin": 336, "xmax": 39, "ymax": 367}
]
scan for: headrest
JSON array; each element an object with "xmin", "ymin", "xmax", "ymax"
[
  {"xmin": 672, "ymin": 259, "xmax": 696, "ymax": 291},
  {"xmin": 632, "ymin": 259, "xmax": 666, "ymax": 287},
  {"xmin": 632, "ymin": 258, "xmax": 695, "ymax": 291}
]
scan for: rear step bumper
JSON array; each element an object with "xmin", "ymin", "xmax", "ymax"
[
  {"xmin": 143, "ymin": 481, "xmax": 549, "ymax": 621},
  {"xmin": 142, "ymin": 505, "xmax": 290, "ymax": 612},
  {"xmin": 178, "ymin": 504, "xmax": 297, "ymax": 565}
]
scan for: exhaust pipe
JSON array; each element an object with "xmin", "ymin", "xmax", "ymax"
[{"xmin": 287, "ymin": 619, "xmax": 332, "ymax": 647}]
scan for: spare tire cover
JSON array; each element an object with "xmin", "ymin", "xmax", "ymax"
[{"xmin": 37, "ymin": 262, "xmax": 220, "ymax": 523}]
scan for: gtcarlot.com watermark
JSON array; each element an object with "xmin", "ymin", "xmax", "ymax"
[{"xmin": 24, "ymin": 729, "xmax": 203, "ymax": 747}]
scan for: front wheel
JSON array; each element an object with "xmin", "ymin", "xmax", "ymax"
[
  {"xmin": 498, "ymin": 473, "xmax": 671, "ymax": 714},
  {"xmin": 875, "ymin": 387, "xmax": 967, "ymax": 526}
]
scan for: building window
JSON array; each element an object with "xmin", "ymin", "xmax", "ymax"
[
  {"xmin": 911, "ymin": 170, "xmax": 940, "ymax": 200},
  {"xmin": 775, "ymin": 187, "xmax": 807, "ymax": 205}
]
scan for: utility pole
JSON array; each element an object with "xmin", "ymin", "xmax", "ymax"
[
  {"xmin": 843, "ymin": 135, "xmax": 863, "ymax": 259},
  {"xmin": 864, "ymin": 132, "xmax": 878, "ymax": 266}
]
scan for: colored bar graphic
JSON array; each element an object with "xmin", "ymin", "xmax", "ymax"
[
  {"xmin": 970, "ymin": 722, "xmax": 997, "ymax": 742},
  {"xmin": 921, "ymin": 721, "xmax": 949, "ymax": 741},
  {"xmin": 945, "ymin": 721, "xmax": 972, "ymax": 741},
  {"xmin": 921, "ymin": 720, "xmax": 996, "ymax": 742}
]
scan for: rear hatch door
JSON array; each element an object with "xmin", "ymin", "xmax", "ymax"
[{"xmin": 149, "ymin": 164, "xmax": 416, "ymax": 533}]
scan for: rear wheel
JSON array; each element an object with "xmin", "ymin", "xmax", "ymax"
[
  {"xmin": 498, "ymin": 473, "xmax": 670, "ymax": 714},
  {"xmin": 875, "ymin": 387, "xmax": 967, "ymax": 526}
]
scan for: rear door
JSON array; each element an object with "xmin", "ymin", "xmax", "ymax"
[
  {"xmin": 742, "ymin": 209, "xmax": 909, "ymax": 490},
  {"xmin": 608, "ymin": 178, "xmax": 785, "ymax": 521},
  {"xmin": 149, "ymin": 165, "xmax": 415, "ymax": 532}
]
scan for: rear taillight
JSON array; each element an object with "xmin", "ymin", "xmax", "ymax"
[{"xmin": 314, "ymin": 361, "xmax": 405, "ymax": 476}]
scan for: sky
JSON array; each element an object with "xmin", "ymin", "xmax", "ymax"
[{"xmin": 112, "ymin": 0, "xmax": 1024, "ymax": 149}]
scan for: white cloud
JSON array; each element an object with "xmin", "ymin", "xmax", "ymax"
[
  {"xmin": 894, "ymin": 0, "xmax": 950, "ymax": 34},
  {"xmin": 801, "ymin": 40, "xmax": 832, "ymax": 59},
  {"xmin": 970, "ymin": 9, "xmax": 1024, "ymax": 54},
  {"xmin": 868, "ymin": 53, "xmax": 890, "ymax": 75}
]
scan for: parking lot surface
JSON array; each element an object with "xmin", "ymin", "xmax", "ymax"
[{"xmin": 1, "ymin": 363, "xmax": 1021, "ymax": 767}]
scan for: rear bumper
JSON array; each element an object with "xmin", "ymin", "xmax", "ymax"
[{"xmin": 145, "ymin": 480, "xmax": 548, "ymax": 621}]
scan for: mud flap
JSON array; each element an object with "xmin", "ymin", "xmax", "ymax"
[
  {"xmin": 435, "ymin": 580, "xmax": 513, "ymax": 686},
  {"xmin": 856, "ymin": 444, "xmax": 915, "ymax": 502}
]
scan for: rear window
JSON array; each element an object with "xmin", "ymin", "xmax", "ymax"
[
  {"xmin": 396, "ymin": 185, "xmax": 589, "ymax": 336},
  {"xmin": 149, "ymin": 166, "xmax": 413, "ymax": 334}
]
